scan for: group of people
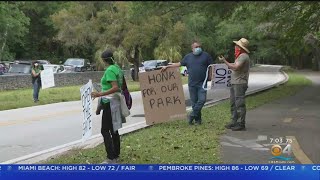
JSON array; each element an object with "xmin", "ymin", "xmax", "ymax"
[
  {"xmin": 90, "ymin": 37, "xmax": 251, "ymax": 164},
  {"xmin": 162, "ymin": 38, "xmax": 250, "ymax": 131}
]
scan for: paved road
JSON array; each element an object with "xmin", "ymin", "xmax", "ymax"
[
  {"xmin": 220, "ymin": 70, "xmax": 320, "ymax": 164},
  {"xmin": 0, "ymin": 65, "xmax": 284, "ymax": 162}
]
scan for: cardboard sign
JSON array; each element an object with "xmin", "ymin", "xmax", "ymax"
[
  {"xmin": 41, "ymin": 68, "xmax": 55, "ymax": 89},
  {"xmin": 80, "ymin": 80, "xmax": 93, "ymax": 142},
  {"xmin": 211, "ymin": 64, "xmax": 232, "ymax": 89},
  {"xmin": 139, "ymin": 68, "xmax": 187, "ymax": 125}
]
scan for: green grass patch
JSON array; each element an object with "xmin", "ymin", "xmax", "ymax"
[
  {"xmin": 43, "ymin": 71, "xmax": 311, "ymax": 164},
  {"xmin": 0, "ymin": 76, "xmax": 188, "ymax": 111}
]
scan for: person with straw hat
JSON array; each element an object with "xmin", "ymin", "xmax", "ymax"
[{"xmin": 218, "ymin": 38, "xmax": 250, "ymax": 131}]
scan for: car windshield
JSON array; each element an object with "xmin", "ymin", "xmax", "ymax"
[
  {"xmin": 37, "ymin": 60, "xmax": 49, "ymax": 64},
  {"xmin": 64, "ymin": 59, "xmax": 84, "ymax": 66},
  {"xmin": 8, "ymin": 64, "xmax": 31, "ymax": 74},
  {"xmin": 143, "ymin": 61, "xmax": 158, "ymax": 67}
]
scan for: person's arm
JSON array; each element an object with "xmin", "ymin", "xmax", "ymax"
[
  {"xmin": 91, "ymin": 68, "xmax": 119, "ymax": 99},
  {"xmin": 161, "ymin": 62, "xmax": 181, "ymax": 72},
  {"xmin": 218, "ymin": 55, "xmax": 244, "ymax": 71},
  {"xmin": 207, "ymin": 66, "xmax": 213, "ymax": 81},
  {"xmin": 207, "ymin": 54, "xmax": 214, "ymax": 81},
  {"xmin": 91, "ymin": 81, "xmax": 119, "ymax": 98}
]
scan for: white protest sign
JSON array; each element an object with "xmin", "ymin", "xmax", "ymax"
[
  {"xmin": 211, "ymin": 64, "xmax": 232, "ymax": 89},
  {"xmin": 80, "ymin": 79, "xmax": 93, "ymax": 142},
  {"xmin": 202, "ymin": 64, "xmax": 232, "ymax": 90},
  {"xmin": 41, "ymin": 68, "xmax": 55, "ymax": 89}
]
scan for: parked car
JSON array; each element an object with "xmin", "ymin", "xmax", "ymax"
[
  {"xmin": 42, "ymin": 64, "xmax": 66, "ymax": 74},
  {"xmin": 180, "ymin": 66, "xmax": 188, "ymax": 76},
  {"xmin": 36, "ymin": 60, "xmax": 51, "ymax": 65},
  {"xmin": 0, "ymin": 62, "xmax": 9, "ymax": 74},
  {"xmin": 7, "ymin": 61, "xmax": 33, "ymax": 75},
  {"xmin": 130, "ymin": 60, "xmax": 168, "ymax": 80},
  {"xmin": 63, "ymin": 58, "xmax": 93, "ymax": 72},
  {"xmin": 0, "ymin": 64, "xmax": 6, "ymax": 75},
  {"xmin": 140, "ymin": 60, "xmax": 168, "ymax": 72}
]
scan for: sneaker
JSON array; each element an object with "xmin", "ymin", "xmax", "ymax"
[
  {"xmin": 101, "ymin": 158, "xmax": 118, "ymax": 164},
  {"xmin": 34, "ymin": 99, "xmax": 39, "ymax": 103},
  {"xmin": 195, "ymin": 120, "xmax": 202, "ymax": 125},
  {"xmin": 231, "ymin": 124, "xmax": 246, "ymax": 131},
  {"xmin": 188, "ymin": 115, "xmax": 195, "ymax": 125},
  {"xmin": 225, "ymin": 122, "xmax": 236, "ymax": 129}
]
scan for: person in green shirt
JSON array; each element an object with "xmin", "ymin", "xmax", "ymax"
[
  {"xmin": 91, "ymin": 49, "xmax": 123, "ymax": 164},
  {"xmin": 31, "ymin": 61, "xmax": 42, "ymax": 103}
]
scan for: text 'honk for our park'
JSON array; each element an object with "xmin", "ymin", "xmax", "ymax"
[{"xmin": 142, "ymin": 70, "xmax": 182, "ymax": 109}]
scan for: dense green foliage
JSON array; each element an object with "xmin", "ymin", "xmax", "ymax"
[{"xmin": 1, "ymin": 2, "xmax": 320, "ymax": 76}]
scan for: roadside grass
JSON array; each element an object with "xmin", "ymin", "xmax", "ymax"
[
  {"xmin": 43, "ymin": 70, "xmax": 311, "ymax": 164},
  {"xmin": 0, "ymin": 76, "xmax": 188, "ymax": 111}
]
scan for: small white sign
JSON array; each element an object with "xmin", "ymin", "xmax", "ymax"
[
  {"xmin": 211, "ymin": 64, "xmax": 232, "ymax": 89},
  {"xmin": 41, "ymin": 68, "xmax": 55, "ymax": 89},
  {"xmin": 80, "ymin": 80, "xmax": 93, "ymax": 142}
]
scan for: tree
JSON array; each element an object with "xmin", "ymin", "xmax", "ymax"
[
  {"xmin": 51, "ymin": 2, "xmax": 100, "ymax": 63},
  {"xmin": 0, "ymin": 2, "xmax": 29, "ymax": 61},
  {"xmin": 262, "ymin": 2, "xmax": 320, "ymax": 70}
]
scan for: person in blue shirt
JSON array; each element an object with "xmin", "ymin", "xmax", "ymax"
[{"xmin": 162, "ymin": 40, "xmax": 214, "ymax": 125}]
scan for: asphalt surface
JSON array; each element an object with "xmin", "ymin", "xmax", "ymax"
[
  {"xmin": 0, "ymin": 65, "xmax": 284, "ymax": 163},
  {"xmin": 221, "ymin": 70, "xmax": 320, "ymax": 164}
]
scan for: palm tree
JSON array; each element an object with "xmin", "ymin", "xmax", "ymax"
[{"xmin": 154, "ymin": 44, "xmax": 182, "ymax": 63}]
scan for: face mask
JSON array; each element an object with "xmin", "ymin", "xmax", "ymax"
[
  {"xmin": 109, "ymin": 57, "xmax": 115, "ymax": 64},
  {"xmin": 235, "ymin": 47, "xmax": 241, "ymax": 59},
  {"xmin": 193, "ymin": 47, "xmax": 202, "ymax": 56}
]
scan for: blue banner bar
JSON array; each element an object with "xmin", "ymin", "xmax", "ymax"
[{"xmin": 0, "ymin": 164, "xmax": 319, "ymax": 180}]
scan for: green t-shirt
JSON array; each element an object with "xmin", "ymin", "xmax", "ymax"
[
  {"xmin": 101, "ymin": 64, "xmax": 124, "ymax": 103},
  {"xmin": 32, "ymin": 67, "xmax": 41, "ymax": 76},
  {"xmin": 32, "ymin": 66, "xmax": 41, "ymax": 78}
]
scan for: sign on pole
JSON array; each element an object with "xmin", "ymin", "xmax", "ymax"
[
  {"xmin": 41, "ymin": 68, "xmax": 55, "ymax": 89},
  {"xmin": 80, "ymin": 79, "xmax": 93, "ymax": 142},
  {"xmin": 139, "ymin": 68, "xmax": 187, "ymax": 125}
]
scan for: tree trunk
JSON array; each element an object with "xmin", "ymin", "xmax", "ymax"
[
  {"xmin": 304, "ymin": 33, "xmax": 320, "ymax": 71},
  {"xmin": 298, "ymin": 53, "xmax": 303, "ymax": 69},
  {"xmin": 126, "ymin": 45, "xmax": 141, "ymax": 81},
  {"xmin": 312, "ymin": 57, "xmax": 319, "ymax": 71},
  {"xmin": 0, "ymin": 24, "xmax": 9, "ymax": 61},
  {"xmin": 133, "ymin": 45, "xmax": 140, "ymax": 81}
]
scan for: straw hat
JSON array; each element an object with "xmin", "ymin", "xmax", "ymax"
[{"xmin": 233, "ymin": 38, "xmax": 250, "ymax": 53}]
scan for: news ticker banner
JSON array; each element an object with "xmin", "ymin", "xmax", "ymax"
[
  {"xmin": 0, "ymin": 165, "xmax": 319, "ymax": 180},
  {"xmin": 0, "ymin": 164, "xmax": 320, "ymax": 172}
]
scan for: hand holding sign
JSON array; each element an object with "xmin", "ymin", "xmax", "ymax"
[
  {"xmin": 161, "ymin": 66, "xmax": 168, "ymax": 72},
  {"xmin": 218, "ymin": 55, "xmax": 226, "ymax": 62},
  {"xmin": 91, "ymin": 91, "xmax": 101, "ymax": 100}
]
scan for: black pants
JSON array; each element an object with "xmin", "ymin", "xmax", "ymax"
[{"xmin": 101, "ymin": 103, "xmax": 120, "ymax": 160}]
